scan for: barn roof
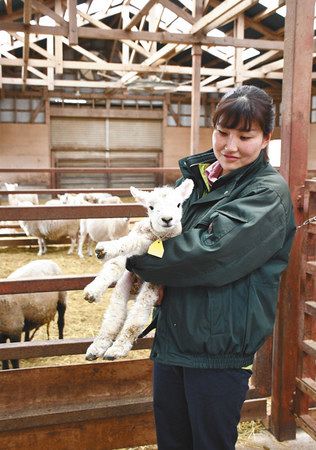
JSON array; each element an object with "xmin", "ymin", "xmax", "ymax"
[{"xmin": 0, "ymin": 1, "xmax": 314, "ymax": 98}]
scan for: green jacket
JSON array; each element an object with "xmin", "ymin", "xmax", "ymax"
[{"xmin": 127, "ymin": 149, "xmax": 296, "ymax": 369}]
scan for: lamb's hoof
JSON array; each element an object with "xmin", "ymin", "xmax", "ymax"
[
  {"xmin": 95, "ymin": 248, "xmax": 106, "ymax": 260},
  {"xmin": 84, "ymin": 291, "xmax": 97, "ymax": 303},
  {"xmin": 103, "ymin": 355, "xmax": 116, "ymax": 361},
  {"xmin": 85, "ymin": 353, "xmax": 98, "ymax": 361}
]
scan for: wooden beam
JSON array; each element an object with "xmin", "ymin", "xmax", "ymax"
[
  {"xmin": 55, "ymin": 0, "xmax": 64, "ymax": 74},
  {"xmin": 31, "ymin": 0, "xmax": 68, "ymax": 27},
  {"xmin": 22, "ymin": 0, "xmax": 32, "ymax": 88},
  {"xmin": 203, "ymin": 0, "xmax": 258, "ymax": 34},
  {"xmin": 234, "ymin": 13, "xmax": 244, "ymax": 85},
  {"xmin": 253, "ymin": 0, "xmax": 285, "ymax": 22},
  {"xmin": 0, "ymin": 22, "xmax": 284, "ymax": 51},
  {"xmin": 270, "ymin": 0, "xmax": 315, "ymax": 442},
  {"xmin": 190, "ymin": 0, "xmax": 203, "ymax": 155},
  {"xmin": 4, "ymin": 0, "xmax": 13, "ymax": 16},
  {"xmin": 123, "ymin": 0, "xmax": 156, "ymax": 31},
  {"xmin": 67, "ymin": 0, "xmax": 78, "ymax": 46},
  {"xmin": 191, "ymin": 0, "xmax": 257, "ymax": 34},
  {"xmin": 159, "ymin": 0, "xmax": 194, "ymax": 25}
]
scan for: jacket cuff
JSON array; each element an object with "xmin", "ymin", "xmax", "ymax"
[{"xmin": 126, "ymin": 256, "xmax": 137, "ymax": 272}]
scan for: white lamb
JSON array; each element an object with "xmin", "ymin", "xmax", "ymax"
[
  {"xmin": 83, "ymin": 179, "xmax": 194, "ymax": 361},
  {"xmin": 5, "ymin": 182, "xmax": 39, "ymax": 206}
]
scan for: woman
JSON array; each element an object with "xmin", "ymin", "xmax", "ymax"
[{"xmin": 126, "ymin": 85, "xmax": 296, "ymax": 450}]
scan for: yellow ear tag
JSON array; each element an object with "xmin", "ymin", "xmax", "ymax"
[{"xmin": 147, "ymin": 239, "xmax": 164, "ymax": 258}]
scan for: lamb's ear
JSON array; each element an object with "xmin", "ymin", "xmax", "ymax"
[
  {"xmin": 130, "ymin": 186, "xmax": 150, "ymax": 205},
  {"xmin": 176, "ymin": 178, "xmax": 194, "ymax": 201}
]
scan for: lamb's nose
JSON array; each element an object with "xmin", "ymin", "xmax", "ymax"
[{"xmin": 162, "ymin": 217, "xmax": 172, "ymax": 225}]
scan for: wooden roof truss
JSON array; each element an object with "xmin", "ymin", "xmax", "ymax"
[{"xmin": 0, "ymin": 0, "xmax": 314, "ymax": 96}]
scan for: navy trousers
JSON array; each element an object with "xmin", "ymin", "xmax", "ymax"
[{"xmin": 153, "ymin": 362, "xmax": 251, "ymax": 450}]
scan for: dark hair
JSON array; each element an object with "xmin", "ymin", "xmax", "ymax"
[{"xmin": 212, "ymin": 85, "xmax": 275, "ymax": 157}]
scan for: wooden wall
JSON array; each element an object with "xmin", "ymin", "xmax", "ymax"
[
  {"xmin": 0, "ymin": 123, "xmax": 315, "ymax": 187},
  {"xmin": 0, "ymin": 124, "xmax": 50, "ymax": 185}
]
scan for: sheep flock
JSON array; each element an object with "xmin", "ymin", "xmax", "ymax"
[{"xmin": 0, "ymin": 183, "xmax": 134, "ymax": 369}]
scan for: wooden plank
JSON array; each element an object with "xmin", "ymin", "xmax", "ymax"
[
  {"xmin": 301, "ymin": 339, "xmax": 316, "ymax": 358},
  {"xmin": 0, "ymin": 23, "xmax": 285, "ymax": 50},
  {"xmin": 0, "ymin": 412, "xmax": 156, "ymax": 450},
  {"xmin": 0, "ymin": 203, "xmax": 146, "ymax": 221},
  {"xmin": 0, "ymin": 359, "xmax": 153, "ymax": 413},
  {"xmin": 305, "ymin": 301, "xmax": 316, "ymax": 316},
  {"xmin": 295, "ymin": 414, "xmax": 316, "ymax": 441},
  {"xmin": 0, "ymin": 337, "xmax": 153, "ymax": 360},
  {"xmin": 0, "ymin": 274, "xmax": 96, "ymax": 295},
  {"xmin": 240, "ymin": 398, "xmax": 267, "ymax": 422},
  {"xmin": 306, "ymin": 261, "xmax": 316, "ymax": 275},
  {"xmin": 67, "ymin": 0, "xmax": 78, "ymax": 46},
  {"xmin": 0, "ymin": 397, "xmax": 154, "ymax": 432},
  {"xmin": 296, "ymin": 377, "xmax": 316, "ymax": 402}
]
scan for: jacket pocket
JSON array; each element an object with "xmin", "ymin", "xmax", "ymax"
[
  {"xmin": 241, "ymin": 281, "xmax": 279, "ymax": 354},
  {"xmin": 198, "ymin": 209, "xmax": 248, "ymax": 239},
  {"xmin": 206, "ymin": 281, "xmax": 249, "ymax": 355}
]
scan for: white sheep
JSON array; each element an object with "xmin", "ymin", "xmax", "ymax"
[
  {"xmin": 84, "ymin": 179, "xmax": 194, "ymax": 361},
  {"xmin": 18, "ymin": 198, "xmax": 80, "ymax": 256},
  {"xmin": 0, "ymin": 259, "xmax": 67, "ymax": 370},
  {"xmin": 58, "ymin": 193, "xmax": 129, "ymax": 258},
  {"xmin": 5, "ymin": 182, "xmax": 39, "ymax": 206},
  {"xmin": 77, "ymin": 196, "xmax": 129, "ymax": 259}
]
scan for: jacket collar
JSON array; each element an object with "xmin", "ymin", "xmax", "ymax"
[{"xmin": 179, "ymin": 148, "xmax": 269, "ymax": 188}]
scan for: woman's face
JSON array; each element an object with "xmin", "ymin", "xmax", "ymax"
[{"xmin": 212, "ymin": 121, "xmax": 271, "ymax": 175}]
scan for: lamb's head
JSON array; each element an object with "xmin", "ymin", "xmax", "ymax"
[{"xmin": 130, "ymin": 179, "xmax": 194, "ymax": 238}]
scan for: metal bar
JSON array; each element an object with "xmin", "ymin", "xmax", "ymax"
[{"xmin": 270, "ymin": 0, "xmax": 315, "ymax": 441}]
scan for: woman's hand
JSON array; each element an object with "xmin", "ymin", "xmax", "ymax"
[{"xmin": 155, "ymin": 285, "xmax": 165, "ymax": 306}]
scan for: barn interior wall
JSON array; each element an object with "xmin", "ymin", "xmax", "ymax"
[
  {"xmin": 0, "ymin": 123, "xmax": 50, "ymax": 186},
  {"xmin": 0, "ymin": 123, "xmax": 315, "ymax": 188}
]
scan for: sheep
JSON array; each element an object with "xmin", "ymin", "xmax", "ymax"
[
  {"xmin": 78, "ymin": 217, "xmax": 129, "ymax": 258},
  {"xmin": 0, "ymin": 259, "xmax": 67, "ymax": 370},
  {"xmin": 83, "ymin": 179, "xmax": 194, "ymax": 361},
  {"xmin": 76, "ymin": 196, "xmax": 129, "ymax": 259},
  {"xmin": 5, "ymin": 182, "xmax": 39, "ymax": 206},
  {"xmin": 18, "ymin": 198, "xmax": 80, "ymax": 256},
  {"xmin": 57, "ymin": 193, "xmax": 129, "ymax": 258}
]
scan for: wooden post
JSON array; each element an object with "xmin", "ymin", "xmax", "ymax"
[
  {"xmin": 190, "ymin": 1, "xmax": 203, "ymax": 155},
  {"xmin": 190, "ymin": 45, "xmax": 202, "ymax": 155},
  {"xmin": 270, "ymin": 0, "xmax": 314, "ymax": 441}
]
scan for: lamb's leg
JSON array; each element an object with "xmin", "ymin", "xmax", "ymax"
[
  {"xmin": 95, "ymin": 233, "xmax": 152, "ymax": 261},
  {"xmin": 78, "ymin": 230, "xmax": 87, "ymax": 258},
  {"xmin": 87, "ymin": 236, "xmax": 94, "ymax": 257},
  {"xmin": 104, "ymin": 282, "xmax": 159, "ymax": 360},
  {"xmin": 85, "ymin": 270, "xmax": 133, "ymax": 360},
  {"xmin": 83, "ymin": 255, "xmax": 127, "ymax": 303},
  {"xmin": 37, "ymin": 238, "xmax": 45, "ymax": 256},
  {"xmin": 68, "ymin": 236, "xmax": 77, "ymax": 255}
]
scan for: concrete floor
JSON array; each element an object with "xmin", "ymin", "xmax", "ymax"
[{"xmin": 237, "ymin": 428, "xmax": 316, "ymax": 449}]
